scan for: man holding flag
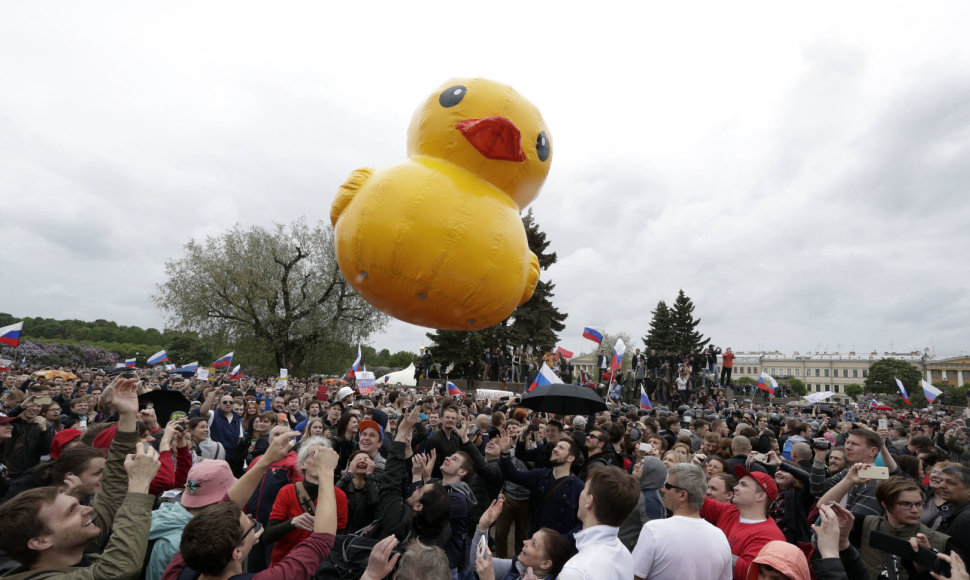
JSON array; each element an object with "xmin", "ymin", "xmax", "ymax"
[{"xmin": 756, "ymin": 371, "xmax": 778, "ymax": 401}]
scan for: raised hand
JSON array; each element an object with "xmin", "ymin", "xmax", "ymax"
[
  {"xmin": 314, "ymin": 446, "xmax": 339, "ymax": 476},
  {"xmin": 412, "ymin": 453, "xmax": 429, "ymax": 481},
  {"xmin": 498, "ymin": 428, "xmax": 511, "ymax": 454},
  {"xmin": 478, "ymin": 497, "xmax": 505, "ymax": 530},
  {"xmin": 125, "ymin": 442, "xmax": 161, "ymax": 493},
  {"xmin": 265, "ymin": 430, "xmax": 301, "ymax": 463},
  {"xmin": 111, "ymin": 377, "xmax": 140, "ymax": 417},
  {"xmin": 361, "ymin": 535, "xmax": 401, "ymax": 580}
]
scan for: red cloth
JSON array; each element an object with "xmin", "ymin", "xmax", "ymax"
[
  {"xmin": 701, "ymin": 497, "xmax": 785, "ymax": 580},
  {"xmin": 722, "ymin": 352, "xmax": 736, "ymax": 369},
  {"xmin": 163, "ymin": 532, "xmax": 335, "ymax": 580},
  {"xmin": 269, "ymin": 483, "xmax": 347, "ymax": 565},
  {"xmin": 149, "ymin": 446, "xmax": 192, "ymax": 495}
]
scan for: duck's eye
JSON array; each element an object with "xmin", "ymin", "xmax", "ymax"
[
  {"xmin": 439, "ymin": 85, "xmax": 467, "ymax": 108},
  {"xmin": 536, "ymin": 131, "xmax": 551, "ymax": 162}
]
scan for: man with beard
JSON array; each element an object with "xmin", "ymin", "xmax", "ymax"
[{"xmin": 498, "ymin": 430, "xmax": 585, "ymax": 537}]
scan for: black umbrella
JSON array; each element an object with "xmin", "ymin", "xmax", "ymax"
[
  {"xmin": 139, "ymin": 390, "xmax": 191, "ymax": 427},
  {"xmin": 520, "ymin": 383, "xmax": 607, "ymax": 415}
]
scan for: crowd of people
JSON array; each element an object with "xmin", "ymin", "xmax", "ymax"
[{"xmin": 1, "ymin": 362, "xmax": 970, "ymax": 580}]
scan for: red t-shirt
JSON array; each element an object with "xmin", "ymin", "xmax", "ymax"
[
  {"xmin": 269, "ymin": 483, "xmax": 347, "ymax": 565},
  {"xmin": 700, "ymin": 497, "xmax": 785, "ymax": 580}
]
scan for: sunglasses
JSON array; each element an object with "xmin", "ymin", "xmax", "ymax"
[
  {"xmin": 241, "ymin": 515, "xmax": 263, "ymax": 542},
  {"xmin": 663, "ymin": 481, "xmax": 688, "ymax": 492}
]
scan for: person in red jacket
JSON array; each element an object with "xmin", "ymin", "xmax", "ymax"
[
  {"xmin": 700, "ymin": 465, "xmax": 785, "ymax": 580},
  {"xmin": 264, "ymin": 436, "xmax": 347, "ymax": 565},
  {"xmin": 719, "ymin": 348, "xmax": 736, "ymax": 388}
]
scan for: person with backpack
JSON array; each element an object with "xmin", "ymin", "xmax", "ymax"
[
  {"xmin": 262, "ymin": 437, "xmax": 348, "ymax": 565},
  {"xmin": 161, "ymin": 446, "xmax": 340, "ymax": 580}
]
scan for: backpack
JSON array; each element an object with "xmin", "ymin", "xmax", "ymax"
[{"xmin": 312, "ymin": 523, "xmax": 404, "ymax": 580}]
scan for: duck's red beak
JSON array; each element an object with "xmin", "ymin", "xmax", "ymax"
[{"xmin": 455, "ymin": 116, "xmax": 525, "ymax": 162}]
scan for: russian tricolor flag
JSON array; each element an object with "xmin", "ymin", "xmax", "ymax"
[
  {"xmin": 582, "ymin": 327, "xmax": 604, "ymax": 344},
  {"xmin": 447, "ymin": 381, "xmax": 465, "ymax": 398},
  {"xmin": 124, "ymin": 358, "xmax": 137, "ymax": 368},
  {"xmin": 529, "ymin": 362, "xmax": 564, "ymax": 392},
  {"xmin": 895, "ymin": 377, "xmax": 912, "ymax": 406},
  {"xmin": 921, "ymin": 379, "xmax": 943, "ymax": 403},
  {"xmin": 610, "ymin": 338, "xmax": 626, "ymax": 372},
  {"xmin": 640, "ymin": 387, "xmax": 653, "ymax": 410},
  {"xmin": 0, "ymin": 322, "xmax": 23, "ymax": 348},
  {"xmin": 351, "ymin": 345, "xmax": 362, "ymax": 375},
  {"xmin": 756, "ymin": 371, "xmax": 778, "ymax": 394},
  {"xmin": 175, "ymin": 362, "xmax": 199, "ymax": 374},
  {"xmin": 147, "ymin": 350, "xmax": 169, "ymax": 365},
  {"xmin": 227, "ymin": 364, "xmax": 243, "ymax": 380},
  {"xmin": 212, "ymin": 352, "xmax": 234, "ymax": 368}
]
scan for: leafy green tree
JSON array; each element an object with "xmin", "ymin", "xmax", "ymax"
[
  {"xmin": 787, "ymin": 378, "xmax": 807, "ymax": 397},
  {"xmin": 643, "ymin": 301, "xmax": 673, "ymax": 352},
  {"xmin": 507, "ymin": 210, "xmax": 567, "ymax": 355},
  {"xmin": 845, "ymin": 383, "xmax": 864, "ymax": 400},
  {"xmin": 670, "ymin": 289, "xmax": 709, "ymax": 355},
  {"xmin": 865, "ymin": 358, "xmax": 922, "ymax": 396},
  {"xmin": 154, "ymin": 219, "xmax": 388, "ymax": 374},
  {"xmin": 165, "ymin": 332, "xmax": 216, "ymax": 367}
]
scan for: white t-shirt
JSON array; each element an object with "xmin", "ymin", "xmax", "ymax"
[{"xmin": 632, "ymin": 515, "xmax": 732, "ymax": 580}]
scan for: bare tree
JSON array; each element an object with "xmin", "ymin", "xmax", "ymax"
[{"xmin": 154, "ymin": 219, "xmax": 387, "ymax": 373}]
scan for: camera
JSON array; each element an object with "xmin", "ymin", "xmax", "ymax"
[{"xmin": 811, "ymin": 438, "xmax": 831, "ymax": 450}]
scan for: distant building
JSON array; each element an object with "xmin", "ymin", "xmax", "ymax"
[
  {"xmin": 728, "ymin": 350, "xmax": 927, "ymax": 405},
  {"xmin": 923, "ymin": 356, "xmax": 970, "ymax": 387}
]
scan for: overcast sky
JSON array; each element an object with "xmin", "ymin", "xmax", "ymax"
[{"xmin": 2, "ymin": 1, "xmax": 968, "ymax": 361}]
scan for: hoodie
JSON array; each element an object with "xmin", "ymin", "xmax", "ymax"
[
  {"xmin": 747, "ymin": 540, "xmax": 811, "ymax": 580},
  {"xmin": 442, "ymin": 480, "xmax": 476, "ymax": 569},
  {"xmin": 639, "ymin": 457, "xmax": 668, "ymax": 520},
  {"xmin": 145, "ymin": 502, "xmax": 193, "ymax": 580}
]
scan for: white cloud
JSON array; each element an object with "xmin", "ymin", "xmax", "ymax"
[{"xmin": 2, "ymin": 1, "xmax": 968, "ymax": 360}]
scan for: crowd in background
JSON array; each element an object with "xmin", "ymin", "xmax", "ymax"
[{"xmin": 1, "ymin": 363, "xmax": 970, "ymax": 580}]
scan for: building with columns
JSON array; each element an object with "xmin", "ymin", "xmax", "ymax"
[{"xmin": 923, "ymin": 356, "xmax": 970, "ymax": 387}]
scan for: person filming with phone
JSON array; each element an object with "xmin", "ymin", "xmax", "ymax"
[{"xmin": 812, "ymin": 427, "xmax": 900, "ymax": 517}]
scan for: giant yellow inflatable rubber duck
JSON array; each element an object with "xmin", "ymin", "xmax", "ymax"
[{"xmin": 330, "ymin": 78, "xmax": 552, "ymax": 330}]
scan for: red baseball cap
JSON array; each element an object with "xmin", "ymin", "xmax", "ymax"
[{"xmin": 733, "ymin": 465, "xmax": 779, "ymax": 502}]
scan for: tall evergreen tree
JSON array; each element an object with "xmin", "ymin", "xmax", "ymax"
[
  {"xmin": 670, "ymin": 289, "xmax": 709, "ymax": 354},
  {"xmin": 508, "ymin": 210, "xmax": 566, "ymax": 354},
  {"xmin": 643, "ymin": 300, "xmax": 674, "ymax": 352},
  {"xmin": 427, "ymin": 210, "xmax": 566, "ymax": 379}
]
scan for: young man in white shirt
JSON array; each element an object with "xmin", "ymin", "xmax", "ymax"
[
  {"xmin": 558, "ymin": 466, "xmax": 639, "ymax": 580},
  {"xmin": 633, "ymin": 463, "xmax": 732, "ymax": 580}
]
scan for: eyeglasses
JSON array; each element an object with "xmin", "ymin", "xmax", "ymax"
[
  {"xmin": 586, "ymin": 434, "xmax": 599, "ymax": 441},
  {"xmin": 895, "ymin": 501, "xmax": 925, "ymax": 511},
  {"xmin": 241, "ymin": 515, "xmax": 263, "ymax": 542},
  {"xmin": 663, "ymin": 481, "xmax": 688, "ymax": 492}
]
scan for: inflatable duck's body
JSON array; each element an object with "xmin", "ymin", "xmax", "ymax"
[{"xmin": 331, "ymin": 78, "xmax": 552, "ymax": 330}]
